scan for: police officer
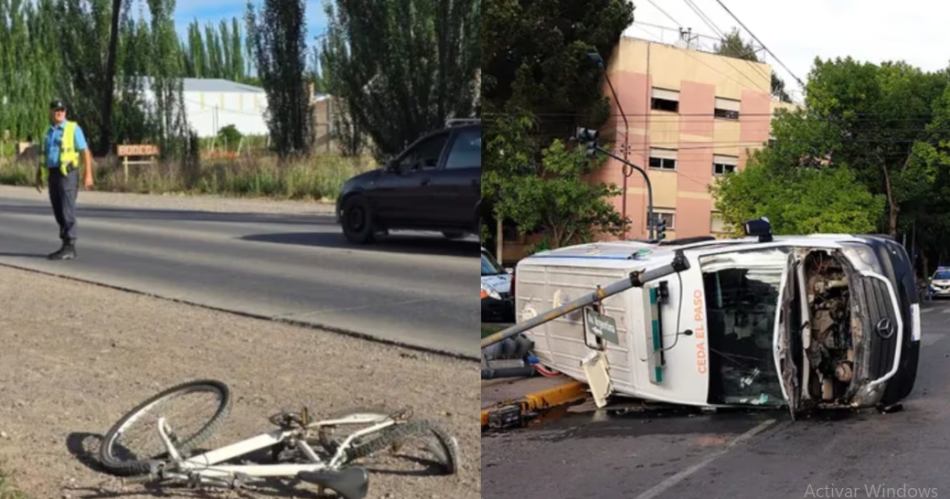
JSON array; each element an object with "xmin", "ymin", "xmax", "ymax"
[{"xmin": 34, "ymin": 99, "xmax": 94, "ymax": 260}]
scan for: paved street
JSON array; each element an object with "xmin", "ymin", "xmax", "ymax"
[
  {"xmin": 0, "ymin": 192, "xmax": 479, "ymax": 358},
  {"xmin": 482, "ymin": 299, "xmax": 950, "ymax": 498}
]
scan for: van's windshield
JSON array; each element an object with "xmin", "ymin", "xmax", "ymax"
[{"xmin": 700, "ymin": 247, "xmax": 789, "ymax": 407}]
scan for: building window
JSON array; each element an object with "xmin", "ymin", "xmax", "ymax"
[
  {"xmin": 651, "ymin": 88, "xmax": 680, "ymax": 113},
  {"xmin": 710, "ymin": 212, "xmax": 731, "ymax": 233},
  {"xmin": 713, "ymin": 163, "xmax": 736, "ymax": 175},
  {"xmin": 649, "ymin": 148, "xmax": 677, "ymax": 170},
  {"xmin": 648, "ymin": 211, "xmax": 676, "ymax": 230},
  {"xmin": 714, "ymin": 97, "xmax": 740, "ymax": 120},
  {"xmin": 712, "ymin": 154, "xmax": 738, "ymax": 176}
]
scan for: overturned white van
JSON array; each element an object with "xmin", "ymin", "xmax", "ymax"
[{"xmin": 514, "ymin": 233, "xmax": 922, "ymax": 417}]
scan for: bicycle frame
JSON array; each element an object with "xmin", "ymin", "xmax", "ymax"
[{"xmin": 153, "ymin": 413, "xmax": 397, "ymax": 483}]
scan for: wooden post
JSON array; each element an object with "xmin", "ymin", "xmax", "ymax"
[
  {"xmin": 496, "ymin": 217, "xmax": 503, "ymax": 265},
  {"xmin": 123, "ymin": 155, "xmax": 129, "ymax": 183}
]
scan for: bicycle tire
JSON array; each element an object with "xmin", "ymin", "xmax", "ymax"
[
  {"xmin": 99, "ymin": 379, "xmax": 232, "ymax": 477},
  {"xmin": 342, "ymin": 419, "xmax": 459, "ymax": 475},
  {"xmin": 315, "ymin": 407, "xmax": 394, "ymax": 454}
]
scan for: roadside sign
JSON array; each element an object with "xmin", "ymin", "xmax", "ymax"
[
  {"xmin": 116, "ymin": 144, "xmax": 160, "ymax": 157},
  {"xmin": 584, "ymin": 306, "xmax": 619, "ymax": 345}
]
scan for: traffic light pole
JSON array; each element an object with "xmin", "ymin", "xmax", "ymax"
[{"xmin": 594, "ymin": 145, "xmax": 655, "ymax": 240}]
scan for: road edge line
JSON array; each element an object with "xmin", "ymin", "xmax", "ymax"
[
  {"xmin": 0, "ymin": 261, "xmax": 479, "ymax": 362},
  {"xmin": 482, "ymin": 380, "xmax": 588, "ymax": 428},
  {"xmin": 633, "ymin": 418, "xmax": 777, "ymax": 499}
]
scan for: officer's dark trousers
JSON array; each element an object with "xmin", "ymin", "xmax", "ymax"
[{"xmin": 48, "ymin": 168, "xmax": 78, "ymax": 245}]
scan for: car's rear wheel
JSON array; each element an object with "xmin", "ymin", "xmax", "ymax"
[{"xmin": 342, "ymin": 196, "xmax": 375, "ymax": 244}]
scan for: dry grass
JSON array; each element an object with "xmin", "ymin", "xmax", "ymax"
[
  {"xmin": 0, "ymin": 467, "xmax": 27, "ymax": 499},
  {"xmin": 0, "ymin": 153, "xmax": 377, "ymax": 202}
]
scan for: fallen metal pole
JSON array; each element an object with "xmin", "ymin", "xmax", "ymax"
[
  {"xmin": 481, "ymin": 366, "xmax": 538, "ymax": 380},
  {"xmin": 481, "ymin": 252, "xmax": 691, "ymax": 350}
]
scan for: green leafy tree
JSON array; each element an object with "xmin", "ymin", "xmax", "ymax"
[
  {"xmin": 246, "ymin": 0, "xmax": 312, "ymax": 159},
  {"xmin": 709, "ymin": 156, "xmax": 885, "ymax": 236},
  {"xmin": 147, "ymin": 0, "xmax": 188, "ymax": 158},
  {"xmin": 483, "ymin": 0, "xmax": 633, "ymax": 138},
  {"xmin": 320, "ymin": 0, "xmax": 480, "ymax": 160},
  {"xmin": 714, "ymin": 27, "xmax": 791, "ymax": 103},
  {"xmin": 482, "ymin": 0, "xmax": 633, "ymax": 248},
  {"xmin": 804, "ymin": 58, "xmax": 947, "ymax": 236},
  {"xmin": 487, "ymin": 117, "xmax": 626, "ymax": 248}
]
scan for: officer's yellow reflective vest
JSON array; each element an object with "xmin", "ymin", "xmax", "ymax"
[{"xmin": 39, "ymin": 121, "xmax": 81, "ymax": 180}]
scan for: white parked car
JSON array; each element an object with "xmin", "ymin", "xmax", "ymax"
[
  {"xmin": 482, "ymin": 247, "xmax": 514, "ymax": 323},
  {"xmin": 514, "ymin": 232, "xmax": 921, "ymax": 417},
  {"xmin": 929, "ymin": 267, "xmax": 950, "ymax": 298}
]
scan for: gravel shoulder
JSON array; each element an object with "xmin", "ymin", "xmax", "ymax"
[
  {"xmin": 0, "ymin": 185, "xmax": 335, "ymax": 215},
  {"xmin": 0, "ymin": 265, "xmax": 480, "ymax": 499}
]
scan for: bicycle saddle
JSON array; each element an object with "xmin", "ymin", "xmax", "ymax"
[{"xmin": 297, "ymin": 466, "xmax": 369, "ymax": 499}]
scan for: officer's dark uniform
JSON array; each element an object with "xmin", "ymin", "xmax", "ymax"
[{"xmin": 41, "ymin": 99, "xmax": 88, "ymax": 260}]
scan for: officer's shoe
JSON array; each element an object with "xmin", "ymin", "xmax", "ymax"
[{"xmin": 48, "ymin": 244, "xmax": 77, "ymax": 261}]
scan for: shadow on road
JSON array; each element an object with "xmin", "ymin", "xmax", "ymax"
[
  {"xmin": 0, "ymin": 203, "xmax": 334, "ymax": 226},
  {"xmin": 0, "ymin": 252, "xmax": 47, "ymax": 258},
  {"xmin": 65, "ymin": 432, "xmax": 111, "ymax": 474},
  {"xmin": 240, "ymin": 231, "xmax": 480, "ymax": 258}
]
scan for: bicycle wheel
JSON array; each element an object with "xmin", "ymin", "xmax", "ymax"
[
  {"xmin": 99, "ymin": 379, "xmax": 232, "ymax": 476},
  {"xmin": 341, "ymin": 419, "xmax": 459, "ymax": 475},
  {"xmin": 315, "ymin": 407, "xmax": 394, "ymax": 455}
]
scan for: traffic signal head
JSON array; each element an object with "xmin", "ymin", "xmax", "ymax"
[{"xmin": 655, "ymin": 215, "xmax": 668, "ymax": 240}]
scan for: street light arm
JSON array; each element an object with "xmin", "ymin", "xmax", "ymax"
[
  {"xmin": 601, "ymin": 74, "xmax": 629, "ymax": 156},
  {"xmin": 595, "ymin": 145, "xmax": 655, "ymax": 240}
]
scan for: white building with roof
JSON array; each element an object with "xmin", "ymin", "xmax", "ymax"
[
  {"xmin": 139, "ymin": 77, "xmax": 335, "ymax": 144},
  {"xmin": 177, "ymin": 78, "xmax": 270, "ymax": 138},
  {"xmin": 138, "ymin": 77, "xmax": 270, "ymax": 138}
]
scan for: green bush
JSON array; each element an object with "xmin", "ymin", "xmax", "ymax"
[{"xmin": 2, "ymin": 153, "xmax": 378, "ymax": 201}]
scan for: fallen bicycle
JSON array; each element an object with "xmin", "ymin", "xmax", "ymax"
[{"xmin": 96, "ymin": 379, "xmax": 459, "ymax": 499}]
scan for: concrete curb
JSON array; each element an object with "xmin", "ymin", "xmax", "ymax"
[{"xmin": 481, "ymin": 380, "xmax": 588, "ymax": 429}]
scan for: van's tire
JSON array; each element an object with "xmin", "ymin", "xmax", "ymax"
[{"xmin": 341, "ymin": 196, "xmax": 375, "ymax": 244}]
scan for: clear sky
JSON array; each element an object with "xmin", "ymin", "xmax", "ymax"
[
  {"xmin": 165, "ymin": 0, "xmax": 329, "ymax": 46},
  {"xmin": 626, "ymin": 0, "xmax": 948, "ymax": 104}
]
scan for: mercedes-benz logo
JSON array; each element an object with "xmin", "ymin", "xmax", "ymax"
[{"xmin": 876, "ymin": 318, "xmax": 895, "ymax": 339}]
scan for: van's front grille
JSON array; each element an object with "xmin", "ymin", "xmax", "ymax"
[{"xmin": 859, "ymin": 276, "xmax": 899, "ymax": 379}]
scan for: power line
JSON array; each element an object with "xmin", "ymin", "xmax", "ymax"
[
  {"xmin": 711, "ymin": 0, "xmax": 804, "ymax": 87},
  {"xmin": 681, "ymin": 0, "xmax": 772, "ymax": 85},
  {"xmin": 644, "ymin": 0, "xmax": 681, "ymax": 27}
]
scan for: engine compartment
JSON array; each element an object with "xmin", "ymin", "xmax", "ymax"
[{"xmin": 802, "ymin": 251, "xmax": 857, "ymax": 404}]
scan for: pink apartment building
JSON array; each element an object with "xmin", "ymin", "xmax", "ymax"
[{"xmin": 590, "ymin": 35, "xmax": 796, "ymax": 241}]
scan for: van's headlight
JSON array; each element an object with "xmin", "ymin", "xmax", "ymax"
[{"xmin": 481, "ymin": 283, "xmax": 501, "ymax": 300}]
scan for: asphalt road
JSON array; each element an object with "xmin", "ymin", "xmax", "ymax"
[
  {"xmin": 483, "ymin": 298, "xmax": 950, "ymax": 498},
  {"xmin": 0, "ymin": 193, "xmax": 479, "ymax": 358}
]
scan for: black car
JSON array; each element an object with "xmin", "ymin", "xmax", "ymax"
[{"xmin": 335, "ymin": 120, "xmax": 481, "ymax": 244}]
